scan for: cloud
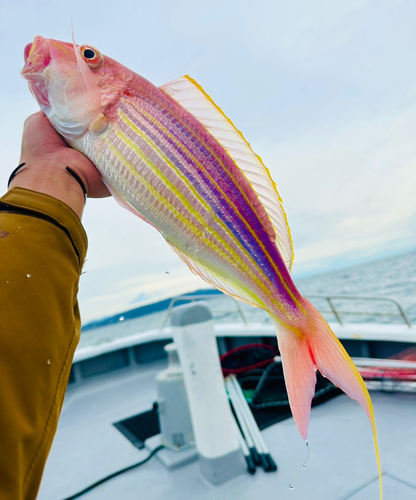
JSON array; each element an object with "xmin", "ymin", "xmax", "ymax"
[
  {"xmin": 2, "ymin": 0, "xmax": 416, "ymax": 321},
  {"xmin": 256, "ymin": 103, "xmax": 416, "ymax": 274}
]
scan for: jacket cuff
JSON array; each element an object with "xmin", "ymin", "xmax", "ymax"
[{"xmin": 0, "ymin": 187, "xmax": 88, "ymax": 267}]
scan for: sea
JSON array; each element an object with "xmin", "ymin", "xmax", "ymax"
[{"xmin": 78, "ymin": 250, "xmax": 416, "ymax": 349}]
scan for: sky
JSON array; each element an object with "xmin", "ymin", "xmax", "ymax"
[{"xmin": 1, "ymin": 0, "xmax": 415, "ymax": 323}]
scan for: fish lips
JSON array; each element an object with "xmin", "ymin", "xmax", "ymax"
[
  {"xmin": 21, "ymin": 36, "xmax": 51, "ymax": 76},
  {"xmin": 21, "ymin": 36, "xmax": 77, "ymax": 114},
  {"xmin": 21, "ymin": 36, "xmax": 52, "ymax": 110}
]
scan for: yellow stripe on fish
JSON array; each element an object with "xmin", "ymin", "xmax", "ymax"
[
  {"xmin": 122, "ymin": 99, "xmax": 303, "ymax": 313},
  {"xmin": 115, "ymin": 108, "xmax": 298, "ymax": 317}
]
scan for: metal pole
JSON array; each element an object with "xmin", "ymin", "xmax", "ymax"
[{"xmin": 327, "ymin": 297, "xmax": 343, "ymax": 325}]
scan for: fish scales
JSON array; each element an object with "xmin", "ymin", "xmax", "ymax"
[
  {"xmin": 109, "ymin": 109, "xmax": 282, "ymax": 302},
  {"xmin": 86, "ymin": 107, "xmax": 297, "ymax": 319},
  {"xmin": 112, "ymin": 96, "xmax": 301, "ymax": 316},
  {"xmin": 123, "ymin": 95, "xmax": 278, "ymax": 259}
]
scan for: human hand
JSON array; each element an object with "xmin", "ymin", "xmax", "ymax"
[{"xmin": 9, "ymin": 112, "xmax": 110, "ymax": 218}]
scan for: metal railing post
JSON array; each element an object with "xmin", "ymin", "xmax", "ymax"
[
  {"xmin": 234, "ymin": 300, "xmax": 248, "ymax": 325},
  {"xmin": 327, "ymin": 297, "xmax": 343, "ymax": 326}
]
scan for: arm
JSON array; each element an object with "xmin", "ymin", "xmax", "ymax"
[{"xmin": 0, "ymin": 112, "xmax": 109, "ymax": 500}]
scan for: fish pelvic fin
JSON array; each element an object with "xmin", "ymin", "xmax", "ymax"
[{"xmin": 274, "ymin": 300, "xmax": 382, "ymax": 500}]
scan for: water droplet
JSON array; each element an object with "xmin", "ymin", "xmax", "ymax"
[
  {"xmin": 6, "ymin": 281, "xmax": 9, "ymax": 284},
  {"xmin": 47, "ymin": 359, "xmax": 51, "ymax": 365},
  {"xmin": 165, "ymin": 271, "xmax": 170, "ymax": 275},
  {"xmin": 27, "ymin": 273, "xmax": 31, "ymax": 278},
  {"xmin": 119, "ymin": 316, "xmax": 124, "ymax": 321},
  {"xmin": 302, "ymin": 439, "xmax": 310, "ymax": 469},
  {"xmin": 17, "ymin": 227, "xmax": 21, "ymax": 230},
  {"xmin": 289, "ymin": 484, "xmax": 294, "ymax": 490}
]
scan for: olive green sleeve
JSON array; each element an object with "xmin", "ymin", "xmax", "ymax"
[{"xmin": 0, "ymin": 187, "xmax": 88, "ymax": 500}]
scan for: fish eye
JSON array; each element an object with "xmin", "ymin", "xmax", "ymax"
[
  {"xmin": 83, "ymin": 48, "xmax": 95, "ymax": 59},
  {"xmin": 80, "ymin": 45, "xmax": 103, "ymax": 69}
]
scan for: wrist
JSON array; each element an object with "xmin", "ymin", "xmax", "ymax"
[{"xmin": 8, "ymin": 162, "xmax": 87, "ymax": 218}]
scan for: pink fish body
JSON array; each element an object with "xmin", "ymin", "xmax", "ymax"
[{"xmin": 22, "ymin": 36, "xmax": 382, "ymax": 497}]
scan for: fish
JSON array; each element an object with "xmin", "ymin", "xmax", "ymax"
[{"xmin": 21, "ymin": 35, "xmax": 382, "ymax": 497}]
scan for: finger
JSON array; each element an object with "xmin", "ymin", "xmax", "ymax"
[
  {"xmin": 77, "ymin": 160, "xmax": 112, "ymax": 198},
  {"xmin": 20, "ymin": 112, "xmax": 66, "ymax": 160},
  {"xmin": 90, "ymin": 181, "xmax": 112, "ymax": 198}
]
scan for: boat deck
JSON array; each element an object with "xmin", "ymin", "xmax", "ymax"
[{"xmin": 38, "ymin": 357, "xmax": 416, "ymax": 500}]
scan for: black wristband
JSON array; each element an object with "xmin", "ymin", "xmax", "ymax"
[
  {"xmin": 8, "ymin": 163, "xmax": 87, "ymax": 204},
  {"xmin": 7, "ymin": 163, "xmax": 26, "ymax": 187},
  {"xmin": 66, "ymin": 166, "xmax": 87, "ymax": 204}
]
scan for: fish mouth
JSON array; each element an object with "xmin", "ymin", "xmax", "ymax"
[
  {"xmin": 21, "ymin": 36, "xmax": 51, "ymax": 76},
  {"xmin": 21, "ymin": 36, "xmax": 52, "ymax": 110},
  {"xmin": 24, "ymin": 43, "xmax": 33, "ymax": 62},
  {"xmin": 21, "ymin": 35, "xmax": 80, "ymax": 113}
]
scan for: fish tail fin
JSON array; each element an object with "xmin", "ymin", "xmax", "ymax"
[{"xmin": 274, "ymin": 300, "xmax": 382, "ymax": 499}]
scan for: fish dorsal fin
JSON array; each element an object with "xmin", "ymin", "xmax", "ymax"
[{"xmin": 160, "ymin": 75, "xmax": 294, "ymax": 272}]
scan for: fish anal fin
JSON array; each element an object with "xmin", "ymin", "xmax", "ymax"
[{"xmin": 165, "ymin": 240, "xmax": 265, "ymax": 310}]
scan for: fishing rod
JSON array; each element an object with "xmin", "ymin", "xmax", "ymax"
[
  {"xmin": 230, "ymin": 407, "xmax": 256, "ymax": 475},
  {"xmin": 226, "ymin": 377, "xmax": 261, "ymax": 469},
  {"xmin": 229, "ymin": 374, "xmax": 278, "ymax": 472}
]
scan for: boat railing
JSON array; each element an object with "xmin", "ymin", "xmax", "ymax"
[
  {"xmin": 160, "ymin": 293, "xmax": 412, "ymax": 330},
  {"xmin": 159, "ymin": 294, "xmax": 249, "ymax": 330},
  {"xmin": 306, "ymin": 295, "xmax": 412, "ymax": 327}
]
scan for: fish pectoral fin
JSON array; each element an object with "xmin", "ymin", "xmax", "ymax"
[
  {"xmin": 63, "ymin": 32, "xmax": 102, "ymax": 128},
  {"xmin": 160, "ymin": 75, "xmax": 294, "ymax": 273}
]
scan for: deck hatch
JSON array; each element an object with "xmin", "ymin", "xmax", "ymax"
[{"xmin": 114, "ymin": 406, "xmax": 160, "ymax": 449}]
